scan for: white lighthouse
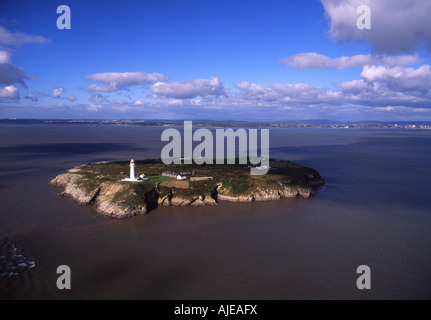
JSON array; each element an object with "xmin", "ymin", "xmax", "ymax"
[
  {"xmin": 122, "ymin": 159, "xmax": 140, "ymax": 182},
  {"xmin": 129, "ymin": 159, "xmax": 136, "ymax": 180}
]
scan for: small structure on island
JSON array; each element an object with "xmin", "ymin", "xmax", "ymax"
[
  {"xmin": 162, "ymin": 171, "xmax": 178, "ymax": 178},
  {"xmin": 254, "ymin": 165, "xmax": 271, "ymax": 171},
  {"xmin": 122, "ymin": 159, "xmax": 148, "ymax": 182},
  {"xmin": 190, "ymin": 176, "xmax": 213, "ymax": 182}
]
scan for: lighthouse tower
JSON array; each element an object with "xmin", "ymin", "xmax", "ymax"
[
  {"xmin": 122, "ymin": 159, "xmax": 140, "ymax": 182},
  {"xmin": 129, "ymin": 159, "xmax": 136, "ymax": 180}
]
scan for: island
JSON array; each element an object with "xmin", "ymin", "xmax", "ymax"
[{"xmin": 50, "ymin": 159, "xmax": 325, "ymax": 218}]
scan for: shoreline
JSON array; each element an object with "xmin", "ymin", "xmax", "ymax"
[
  {"xmin": 2, "ymin": 119, "xmax": 431, "ymax": 130},
  {"xmin": 50, "ymin": 159, "xmax": 325, "ymax": 219}
]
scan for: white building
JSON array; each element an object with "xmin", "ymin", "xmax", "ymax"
[
  {"xmin": 122, "ymin": 159, "xmax": 140, "ymax": 182},
  {"xmin": 254, "ymin": 165, "xmax": 271, "ymax": 171}
]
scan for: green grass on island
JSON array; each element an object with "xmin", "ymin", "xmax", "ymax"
[{"xmin": 73, "ymin": 158, "xmax": 324, "ymax": 200}]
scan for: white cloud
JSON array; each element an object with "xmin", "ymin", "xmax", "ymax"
[
  {"xmin": 360, "ymin": 65, "xmax": 431, "ymax": 92},
  {"xmin": 85, "ymin": 84, "xmax": 114, "ymax": 92},
  {"xmin": 235, "ymin": 81, "xmax": 323, "ymax": 103},
  {"xmin": 24, "ymin": 93, "xmax": 38, "ymax": 102},
  {"xmin": 87, "ymin": 104, "xmax": 103, "ymax": 112},
  {"xmin": 335, "ymin": 80, "xmax": 368, "ymax": 94},
  {"xmin": 57, "ymin": 102, "xmax": 65, "ymax": 107},
  {"xmin": 40, "ymin": 75, "xmax": 431, "ymax": 120},
  {"xmin": 85, "ymin": 71, "xmax": 168, "ymax": 92},
  {"xmin": 376, "ymin": 106, "xmax": 395, "ymax": 112},
  {"xmin": 111, "ymin": 105, "xmax": 134, "ymax": 113},
  {"xmin": 320, "ymin": 0, "xmax": 431, "ymax": 53},
  {"xmin": 53, "ymin": 87, "xmax": 65, "ymax": 98},
  {"xmin": 232, "ymin": 64, "xmax": 431, "ymax": 111},
  {"xmin": 67, "ymin": 95, "xmax": 76, "ymax": 102},
  {"xmin": 0, "ymin": 27, "xmax": 49, "ymax": 88},
  {"xmin": 280, "ymin": 53, "xmax": 421, "ymax": 70},
  {"xmin": 0, "ymin": 25, "xmax": 50, "ymax": 47},
  {"xmin": 41, "ymin": 65, "xmax": 431, "ymax": 120},
  {"xmin": 89, "ymin": 92, "xmax": 107, "ymax": 103},
  {"xmin": 0, "ymin": 85, "xmax": 19, "ymax": 100},
  {"xmin": 0, "ymin": 50, "xmax": 11, "ymax": 63},
  {"xmin": 381, "ymin": 55, "xmax": 422, "ymax": 66},
  {"xmin": 115, "ymin": 99, "xmax": 127, "ymax": 105},
  {"xmin": 151, "ymin": 77, "xmax": 228, "ymax": 99}
]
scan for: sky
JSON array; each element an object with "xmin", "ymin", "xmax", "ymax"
[{"xmin": 1, "ymin": 0, "xmax": 431, "ymax": 121}]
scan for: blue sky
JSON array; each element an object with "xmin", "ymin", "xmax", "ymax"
[{"xmin": 1, "ymin": 0, "xmax": 431, "ymax": 121}]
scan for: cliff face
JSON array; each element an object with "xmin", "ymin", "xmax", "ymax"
[
  {"xmin": 215, "ymin": 182, "xmax": 317, "ymax": 202},
  {"xmin": 51, "ymin": 172, "xmax": 149, "ymax": 218},
  {"xmin": 50, "ymin": 173, "xmax": 100, "ymax": 205},
  {"xmin": 158, "ymin": 191, "xmax": 217, "ymax": 207},
  {"xmin": 50, "ymin": 160, "xmax": 324, "ymax": 219},
  {"xmin": 93, "ymin": 182, "xmax": 149, "ymax": 219}
]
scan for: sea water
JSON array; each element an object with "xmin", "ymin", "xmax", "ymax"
[{"xmin": 0, "ymin": 124, "xmax": 430, "ymax": 299}]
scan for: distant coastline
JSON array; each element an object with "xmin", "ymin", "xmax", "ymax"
[{"xmin": 1, "ymin": 118, "xmax": 431, "ymax": 130}]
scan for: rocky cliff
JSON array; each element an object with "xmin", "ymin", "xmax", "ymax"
[{"xmin": 50, "ymin": 159, "xmax": 324, "ymax": 219}]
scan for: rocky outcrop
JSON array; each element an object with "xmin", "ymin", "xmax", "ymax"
[
  {"xmin": 304, "ymin": 173, "xmax": 325, "ymax": 188},
  {"xmin": 50, "ymin": 161, "xmax": 324, "ymax": 219},
  {"xmin": 203, "ymin": 196, "xmax": 217, "ymax": 206},
  {"xmin": 50, "ymin": 171, "xmax": 150, "ymax": 218},
  {"xmin": 158, "ymin": 194, "xmax": 171, "ymax": 206},
  {"xmin": 50, "ymin": 172, "xmax": 100, "ymax": 205},
  {"xmin": 214, "ymin": 182, "xmax": 315, "ymax": 203},
  {"xmin": 281, "ymin": 185, "xmax": 300, "ymax": 198},
  {"xmin": 298, "ymin": 185, "xmax": 312, "ymax": 199},
  {"xmin": 157, "ymin": 192, "xmax": 217, "ymax": 207},
  {"xmin": 170, "ymin": 196, "xmax": 193, "ymax": 207},
  {"xmin": 93, "ymin": 182, "xmax": 148, "ymax": 218},
  {"xmin": 253, "ymin": 189, "xmax": 281, "ymax": 201},
  {"xmin": 217, "ymin": 194, "xmax": 254, "ymax": 202},
  {"xmin": 190, "ymin": 195, "xmax": 218, "ymax": 206}
]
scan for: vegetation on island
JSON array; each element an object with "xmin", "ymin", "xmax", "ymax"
[{"xmin": 50, "ymin": 158, "xmax": 325, "ymax": 218}]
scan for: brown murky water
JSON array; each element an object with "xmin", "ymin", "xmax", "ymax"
[{"xmin": 1, "ymin": 124, "xmax": 430, "ymax": 299}]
